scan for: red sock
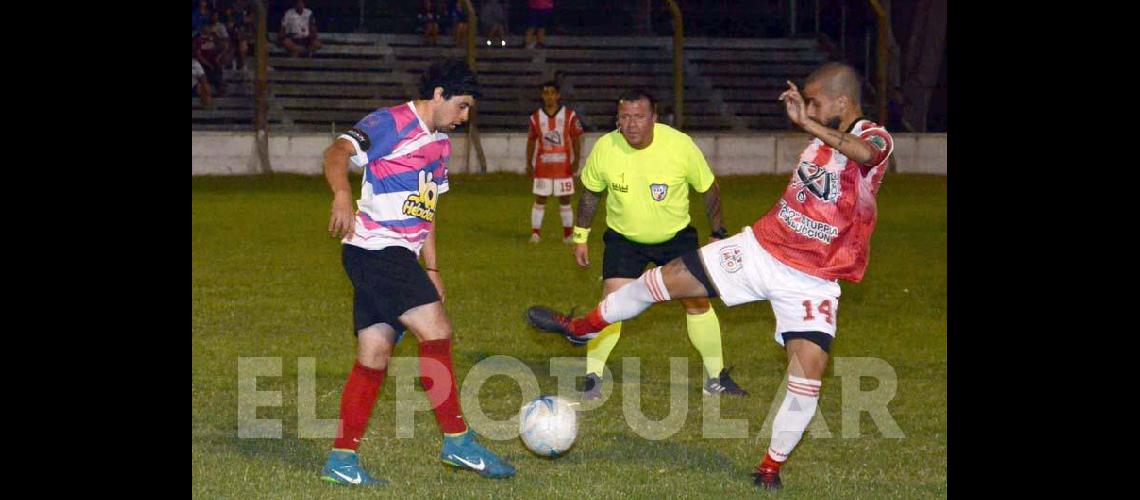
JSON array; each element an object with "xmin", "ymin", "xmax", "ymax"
[
  {"xmin": 758, "ymin": 451, "xmax": 783, "ymax": 472},
  {"xmin": 418, "ymin": 339, "xmax": 469, "ymax": 435},
  {"xmin": 333, "ymin": 362, "xmax": 387, "ymax": 450},
  {"xmin": 570, "ymin": 307, "xmax": 610, "ymax": 336},
  {"xmin": 562, "ymin": 226, "xmax": 573, "ymax": 238},
  {"xmin": 532, "ymin": 228, "xmax": 541, "ymax": 236}
]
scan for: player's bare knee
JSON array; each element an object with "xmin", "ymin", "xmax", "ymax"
[
  {"xmin": 558, "ymin": 196, "xmax": 571, "ymax": 205},
  {"xmin": 535, "ymin": 195, "xmax": 548, "ymax": 204},
  {"xmin": 680, "ymin": 297, "xmax": 710, "ymax": 314},
  {"xmin": 358, "ymin": 345, "xmax": 392, "ymax": 370},
  {"xmin": 660, "ymin": 258, "xmax": 706, "ymax": 299},
  {"xmin": 785, "ymin": 337, "xmax": 830, "ymax": 379},
  {"xmin": 356, "ymin": 327, "xmax": 396, "ymax": 369}
]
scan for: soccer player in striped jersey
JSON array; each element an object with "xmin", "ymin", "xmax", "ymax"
[{"xmin": 319, "ymin": 59, "xmax": 515, "ymax": 486}]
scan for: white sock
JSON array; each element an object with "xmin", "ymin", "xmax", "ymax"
[
  {"xmin": 767, "ymin": 375, "xmax": 821, "ymax": 462},
  {"xmin": 531, "ymin": 203, "xmax": 545, "ymax": 231},
  {"xmin": 599, "ymin": 267, "xmax": 671, "ymax": 323},
  {"xmin": 559, "ymin": 204, "xmax": 573, "ymax": 231}
]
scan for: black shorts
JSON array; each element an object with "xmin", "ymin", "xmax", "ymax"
[
  {"xmin": 602, "ymin": 226, "xmax": 699, "ymax": 279},
  {"xmin": 527, "ymin": 8, "xmax": 553, "ymax": 29},
  {"xmin": 341, "ymin": 244, "xmax": 440, "ymax": 339}
]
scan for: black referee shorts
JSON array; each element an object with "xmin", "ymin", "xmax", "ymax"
[
  {"xmin": 601, "ymin": 226, "xmax": 699, "ymax": 280},
  {"xmin": 341, "ymin": 244, "xmax": 440, "ymax": 339}
]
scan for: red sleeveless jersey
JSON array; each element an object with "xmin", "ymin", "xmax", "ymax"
[
  {"xmin": 752, "ymin": 119, "xmax": 893, "ymax": 282},
  {"xmin": 528, "ymin": 106, "xmax": 583, "ymax": 178}
]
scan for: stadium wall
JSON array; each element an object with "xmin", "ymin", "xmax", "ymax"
[{"xmin": 191, "ymin": 132, "xmax": 947, "ymax": 176}]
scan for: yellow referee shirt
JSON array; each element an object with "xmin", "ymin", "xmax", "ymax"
[{"xmin": 580, "ymin": 123, "xmax": 716, "ymax": 244}]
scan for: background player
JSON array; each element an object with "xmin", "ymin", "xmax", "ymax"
[{"xmin": 526, "ymin": 80, "xmax": 584, "ymax": 243}]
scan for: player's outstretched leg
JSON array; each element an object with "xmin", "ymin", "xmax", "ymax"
[{"xmin": 527, "ymin": 256, "xmax": 711, "ymax": 343}]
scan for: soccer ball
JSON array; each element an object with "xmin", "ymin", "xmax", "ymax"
[{"xmin": 518, "ymin": 395, "xmax": 577, "ymax": 457}]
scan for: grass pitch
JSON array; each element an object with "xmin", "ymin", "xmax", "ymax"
[{"xmin": 192, "ymin": 172, "xmax": 946, "ymax": 498}]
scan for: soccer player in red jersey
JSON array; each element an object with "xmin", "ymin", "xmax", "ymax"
[
  {"xmin": 527, "ymin": 62, "xmax": 893, "ymax": 489},
  {"xmin": 526, "ymin": 80, "xmax": 584, "ymax": 243}
]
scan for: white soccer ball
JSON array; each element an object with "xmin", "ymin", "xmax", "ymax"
[{"xmin": 518, "ymin": 395, "xmax": 577, "ymax": 457}]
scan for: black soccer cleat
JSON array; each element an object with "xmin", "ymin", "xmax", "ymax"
[
  {"xmin": 703, "ymin": 367, "xmax": 749, "ymax": 397},
  {"xmin": 580, "ymin": 373, "xmax": 604, "ymax": 401},
  {"xmin": 752, "ymin": 466, "xmax": 782, "ymax": 490},
  {"xmin": 525, "ymin": 306, "xmax": 594, "ymax": 345}
]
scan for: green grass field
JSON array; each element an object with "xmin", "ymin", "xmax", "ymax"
[{"xmin": 192, "ymin": 172, "xmax": 946, "ymax": 498}]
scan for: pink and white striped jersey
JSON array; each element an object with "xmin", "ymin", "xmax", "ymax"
[
  {"xmin": 752, "ymin": 119, "xmax": 893, "ymax": 283},
  {"xmin": 338, "ymin": 101, "xmax": 451, "ymax": 254}
]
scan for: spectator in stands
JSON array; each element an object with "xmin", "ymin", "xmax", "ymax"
[
  {"xmin": 278, "ymin": 0, "xmax": 322, "ymax": 57},
  {"xmin": 210, "ymin": 11, "xmax": 234, "ymax": 69},
  {"xmin": 525, "ymin": 0, "xmax": 554, "ymax": 48},
  {"xmin": 193, "ymin": 54, "xmax": 213, "ymax": 108},
  {"xmin": 224, "ymin": 2, "xmax": 252, "ymax": 70},
  {"xmin": 192, "ymin": 0, "xmax": 212, "ymax": 34},
  {"xmin": 417, "ymin": 0, "xmax": 441, "ymax": 46},
  {"xmin": 193, "ymin": 27, "xmax": 227, "ymax": 96},
  {"xmin": 481, "ymin": 0, "xmax": 507, "ymax": 47},
  {"xmin": 446, "ymin": 1, "xmax": 469, "ymax": 47}
]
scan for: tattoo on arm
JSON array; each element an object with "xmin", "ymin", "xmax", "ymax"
[
  {"xmin": 703, "ymin": 181, "xmax": 724, "ymax": 231},
  {"xmin": 576, "ymin": 189, "xmax": 602, "ymax": 228}
]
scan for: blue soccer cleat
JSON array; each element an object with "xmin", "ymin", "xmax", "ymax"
[
  {"xmin": 440, "ymin": 429, "xmax": 516, "ymax": 479},
  {"xmin": 320, "ymin": 449, "xmax": 387, "ymax": 486}
]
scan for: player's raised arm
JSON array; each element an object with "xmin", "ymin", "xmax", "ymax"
[
  {"xmin": 780, "ymin": 80, "xmax": 882, "ymax": 166},
  {"xmin": 802, "ymin": 119, "xmax": 880, "ymax": 165},
  {"xmin": 323, "ymin": 138, "xmax": 356, "ymax": 239}
]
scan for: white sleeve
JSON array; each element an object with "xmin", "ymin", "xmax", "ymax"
[{"xmin": 337, "ymin": 133, "xmax": 369, "ymax": 167}]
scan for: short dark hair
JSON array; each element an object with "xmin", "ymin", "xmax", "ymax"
[
  {"xmin": 617, "ymin": 88, "xmax": 656, "ymax": 110},
  {"xmin": 540, "ymin": 80, "xmax": 559, "ymax": 91},
  {"xmin": 419, "ymin": 58, "xmax": 482, "ymax": 100},
  {"xmin": 805, "ymin": 62, "xmax": 861, "ymax": 102}
]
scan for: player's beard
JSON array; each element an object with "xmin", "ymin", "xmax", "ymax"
[{"xmin": 824, "ymin": 115, "xmax": 841, "ymax": 129}]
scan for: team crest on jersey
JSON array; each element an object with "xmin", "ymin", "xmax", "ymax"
[
  {"xmin": 718, "ymin": 245, "xmax": 744, "ymax": 273},
  {"xmin": 401, "ymin": 170, "xmax": 439, "ymax": 222},
  {"xmin": 543, "ymin": 130, "xmax": 563, "ymax": 146},
  {"xmin": 795, "ymin": 161, "xmax": 842, "ymax": 203},
  {"xmin": 867, "ymin": 134, "xmax": 887, "ymax": 150},
  {"xmin": 650, "ymin": 183, "xmax": 668, "ymax": 201}
]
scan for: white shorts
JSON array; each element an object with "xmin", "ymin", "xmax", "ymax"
[
  {"xmin": 698, "ymin": 226, "xmax": 841, "ymax": 345},
  {"xmin": 533, "ymin": 177, "xmax": 575, "ymax": 196}
]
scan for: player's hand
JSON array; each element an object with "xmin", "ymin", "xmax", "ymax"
[
  {"xmin": 328, "ymin": 192, "xmax": 355, "ymax": 239},
  {"xmin": 574, "ymin": 243, "xmax": 590, "ymax": 268},
  {"xmin": 779, "ymin": 80, "xmax": 807, "ymax": 128},
  {"xmin": 427, "ymin": 270, "xmax": 446, "ymax": 304}
]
